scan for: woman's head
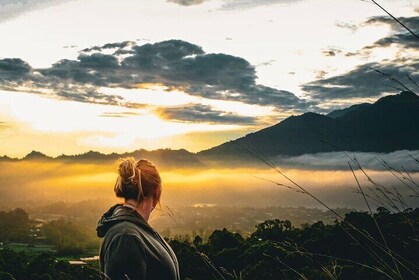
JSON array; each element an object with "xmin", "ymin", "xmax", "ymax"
[{"xmin": 114, "ymin": 157, "xmax": 162, "ymax": 206}]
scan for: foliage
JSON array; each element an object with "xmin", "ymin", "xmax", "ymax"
[
  {"xmin": 0, "ymin": 209, "xmax": 418, "ymax": 279},
  {"xmin": 42, "ymin": 219, "xmax": 99, "ymax": 255},
  {"xmin": 0, "ymin": 249, "xmax": 99, "ymax": 280},
  {"xmin": 168, "ymin": 209, "xmax": 419, "ymax": 280},
  {"xmin": 0, "ymin": 209, "xmax": 31, "ymax": 242}
]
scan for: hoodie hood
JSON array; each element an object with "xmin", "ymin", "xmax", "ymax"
[{"xmin": 96, "ymin": 204, "xmax": 153, "ymax": 238}]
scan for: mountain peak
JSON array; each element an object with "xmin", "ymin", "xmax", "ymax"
[
  {"xmin": 375, "ymin": 91, "xmax": 418, "ymax": 105},
  {"xmin": 400, "ymin": 90, "xmax": 418, "ymax": 97},
  {"xmin": 199, "ymin": 92, "xmax": 419, "ymax": 159},
  {"xmin": 23, "ymin": 150, "xmax": 49, "ymax": 160}
]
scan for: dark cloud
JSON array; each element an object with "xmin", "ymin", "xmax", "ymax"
[
  {"xmin": 167, "ymin": 0, "xmax": 208, "ymax": 6},
  {"xmin": 364, "ymin": 16, "xmax": 419, "ymax": 33},
  {"xmin": 0, "ymin": 57, "xmax": 124, "ymax": 105},
  {"xmin": 302, "ymin": 61, "xmax": 419, "ymax": 100},
  {"xmin": 0, "ymin": 39, "xmax": 308, "ymax": 111},
  {"xmin": 81, "ymin": 41, "xmax": 135, "ymax": 53},
  {"xmin": 362, "ymin": 16, "xmax": 419, "ymax": 50},
  {"xmin": 342, "ymin": 16, "xmax": 419, "ymax": 58},
  {"xmin": 302, "ymin": 13, "xmax": 419, "ymax": 103},
  {"xmin": 156, "ymin": 104, "xmax": 257, "ymax": 124},
  {"xmin": 0, "ymin": 58, "xmax": 32, "ymax": 81},
  {"xmin": 365, "ymin": 32, "xmax": 419, "ymax": 50}
]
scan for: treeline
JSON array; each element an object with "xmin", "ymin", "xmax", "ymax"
[
  {"xmin": 0, "ymin": 208, "xmax": 418, "ymax": 279},
  {"xmin": 0, "ymin": 209, "xmax": 99, "ymax": 255},
  {"xmin": 0, "ymin": 250, "xmax": 98, "ymax": 280},
  {"xmin": 42, "ymin": 219, "xmax": 99, "ymax": 255},
  {"xmin": 169, "ymin": 208, "xmax": 419, "ymax": 280},
  {"xmin": 0, "ymin": 209, "xmax": 31, "ymax": 242}
]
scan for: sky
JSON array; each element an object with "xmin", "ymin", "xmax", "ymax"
[{"xmin": 0, "ymin": 0, "xmax": 417, "ymax": 157}]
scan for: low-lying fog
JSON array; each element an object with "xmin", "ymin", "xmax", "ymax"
[{"xmin": 1, "ymin": 150, "xmax": 418, "ymax": 211}]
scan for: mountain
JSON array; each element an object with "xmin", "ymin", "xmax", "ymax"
[
  {"xmin": 2, "ymin": 92, "xmax": 417, "ymax": 167},
  {"xmin": 327, "ymin": 103, "xmax": 372, "ymax": 119},
  {"xmin": 198, "ymin": 91, "xmax": 419, "ymax": 162},
  {"xmin": 0, "ymin": 148, "xmax": 204, "ymax": 169},
  {"xmin": 0, "ymin": 155, "xmax": 14, "ymax": 161},
  {"xmin": 56, "ymin": 148, "xmax": 203, "ymax": 167},
  {"xmin": 56, "ymin": 150, "xmax": 113, "ymax": 161},
  {"xmin": 23, "ymin": 150, "xmax": 52, "ymax": 160}
]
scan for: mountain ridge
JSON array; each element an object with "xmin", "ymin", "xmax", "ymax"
[
  {"xmin": 198, "ymin": 91, "xmax": 419, "ymax": 161},
  {"xmin": 2, "ymin": 91, "xmax": 418, "ymax": 166}
]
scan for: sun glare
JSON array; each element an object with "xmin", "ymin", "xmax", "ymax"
[{"xmin": 0, "ymin": 90, "xmax": 244, "ymax": 153}]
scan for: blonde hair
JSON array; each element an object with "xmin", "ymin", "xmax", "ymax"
[{"xmin": 114, "ymin": 157, "xmax": 162, "ymax": 205}]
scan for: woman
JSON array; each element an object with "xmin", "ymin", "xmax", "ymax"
[{"xmin": 97, "ymin": 158, "xmax": 180, "ymax": 280}]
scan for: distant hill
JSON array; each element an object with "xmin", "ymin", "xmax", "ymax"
[
  {"xmin": 56, "ymin": 148, "xmax": 204, "ymax": 168},
  {"xmin": 23, "ymin": 150, "xmax": 51, "ymax": 160},
  {"xmin": 1, "ymin": 148, "xmax": 204, "ymax": 169},
  {"xmin": 198, "ymin": 91, "xmax": 419, "ymax": 162}
]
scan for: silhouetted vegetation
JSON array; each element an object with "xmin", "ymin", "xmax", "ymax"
[
  {"xmin": 2, "ymin": 208, "xmax": 418, "ymax": 279},
  {"xmin": 0, "ymin": 249, "xmax": 99, "ymax": 280},
  {"xmin": 0, "ymin": 209, "xmax": 99, "ymax": 256},
  {"xmin": 0, "ymin": 209, "xmax": 31, "ymax": 242},
  {"xmin": 42, "ymin": 219, "xmax": 99, "ymax": 255},
  {"xmin": 169, "ymin": 208, "xmax": 419, "ymax": 280}
]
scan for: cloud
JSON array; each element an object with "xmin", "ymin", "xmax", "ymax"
[
  {"xmin": 219, "ymin": 0, "xmax": 303, "ymax": 10},
  {"xmin": 322, "ymin": 48, "xmax": 343, "ymax": 57},
  {"xmin": 0, "ymin": 39, "xmax": 308, "ymax": 111},
  {"xmin": 0, "ymin": 0, "xmax": 75, "ymax": 23},
  {"xmin": 302, "ymin": 60, "xmax": 419, "ymax": 100},
  {"xmin": 63, "ymin": 45, "xmax": 78, "ymax": 49},
  {"xmin": 362, "ymin": 16, "xmax": 419, "ymax": 51},
  {"xmin": 167, "ymin": 0, "xmax": 208, "ymax": 6},
  {"xmin": 166, "ymin": 0, "xmax": 303, "ymax": 9},
  {"xmin": 0, "ymin": 57, "xmax": 124, "ymax": 105},
  {"xmin": 364, "ymin": 16, "xmax": 419, "ymax": 33},
  {"xmin": 0, "ymin": 58, "xmax": 32, "ymax": 81},
  {"xmin": 99, "ymin": 112, "xmax": 140, "ymax": 118},
  {"xmin": 365, "ymin": 32, "xmax": 419, "ymax": 50},
  {"xmin": 276, "ymin": 150, "xmax": 419, "ymax": 171},
  {"xmin": 341, "ymin": 16, "xmax": 418, "ymax": 59},
  {"xmin": 81, "ymin": 41, "xmax": 135, "ymax": 53},
  {"xmin": 321, "ymin": 15, "xmax": 419, "ymax": 104},
  {"xmin": 335, "ymin": 21, "xmax": 358, "ymax": 32},
  {"xmin": 156, "ymin": 104, "xmax": 257, "ymax": 124}
]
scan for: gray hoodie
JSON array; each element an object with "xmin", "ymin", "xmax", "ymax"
[{"xmin": 97, "ymin": 204, "xmax": 180, "ymax": 280}]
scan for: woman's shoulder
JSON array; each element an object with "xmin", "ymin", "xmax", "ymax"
[
  {"xmin": 106, "ymin": 220, "xmax": 149, "ymax": 241},
  {"xmin": 99, "ymin": 205, "xmax": 154, "ymax": 238}
]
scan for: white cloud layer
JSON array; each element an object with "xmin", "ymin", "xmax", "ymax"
[{"xmin": 276, "ymin": 150, "xmax": 419, "ymax": 171}]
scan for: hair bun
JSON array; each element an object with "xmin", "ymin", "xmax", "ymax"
[
  {"xmin": 137, "ymin": 159, "xmax": 153, "ymax": 167},
  {"xmin": 114, "ymin": 157, "xmax": 161, "ymax": 203},
  {"xmin": 118, "ymin": 157, "xmax": 138, "ymax": 184}
]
